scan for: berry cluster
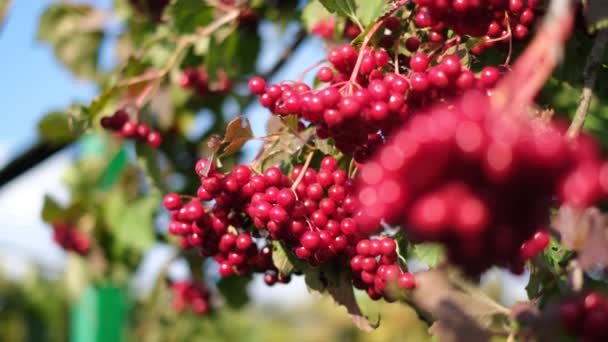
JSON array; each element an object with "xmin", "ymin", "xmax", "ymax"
[
  {"xmin": 163, "ymin": 156, "xmax": 414, "ymax": 300},
  {"xmin": 180, "ymin": 67, "xmax": 232, "ymax": 97},
  {"xmin": 559, "ymin": 292, "xmax": 608, "ymax": 341},
  {"xmin": 413, "ymin": 0, "xmax": 539, "ymax": 48},
  {"xmin": 170, "ymin": 280, "xmax": 212, "ymax": 315},
  {"xmin": 100, "ymin": 109, "xmax": 163, "ymax": 148},
  {"xmin": 311, "ymin": 18, "xmax": 361, "ymax": 40},
  {"xmin": 350, "ymin": 237, "xmax": 416, "ymax": 301},
  {"xmin": 249, "ymin": 43, "xmax": 501, "ymax": 161},
  {"xmin": 355, "ymin": 90, "xmax": 606, "ymax": 275},
  {"xmin": 163, "ymin": 191, "xmax": 276, "ymax": 279},
  {"xmin": 51, "ymin": 222, "xmax": 90, "ymax": 255},
  {"xmin": 244, "ymin": 159, "xmax": 365, "ymax": 267}
]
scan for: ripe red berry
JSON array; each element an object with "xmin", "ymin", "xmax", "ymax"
[
  {"xmin": 248, "ymin": 76, "xmax": 266, "ymax": 94},
  {"xmin": 300, "ymin": 231, "xmax": 321, "ymax": 250},
  {"xmin": 410, "ymin": 53, "xmax": 430, "ymax": 72},
  {"xmin": 147, "ymin": 131, "xmax": 162, "ymax": 148},
  {"xmin": 163, "ymin": 193, "xmax": 182, "ymax": 210},
  {"xmin": 316, "ymin": 67, "xmax": 334, "ymax": 82},
  {"xmin": 236, "ymin": 234, "xmax": 253, "ymax": 250},
  {"xmin": 398, "ymin": 273, "xmax": 416, "ymax": 289}
]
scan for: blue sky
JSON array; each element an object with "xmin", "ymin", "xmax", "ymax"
[{"xmin": 0, "ymin": 0, "xmax": 109, "ymax": 158}]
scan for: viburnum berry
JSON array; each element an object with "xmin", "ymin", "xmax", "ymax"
[
  {"xmin": 248, "ymin": 76, "xmax": 266, "ymax": 95},
  {"xmin": 100, "ymin": 109, "xmax": 163, "ymax": 148}
]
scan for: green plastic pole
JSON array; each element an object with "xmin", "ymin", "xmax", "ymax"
[{"xmin": 71, "ymin": 286, "xmax": 128, "ymax": 342}]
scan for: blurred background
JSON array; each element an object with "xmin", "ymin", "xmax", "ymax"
[{"xmin": 0, "ymin": 1, "xmax": 529, "ymax": 341}]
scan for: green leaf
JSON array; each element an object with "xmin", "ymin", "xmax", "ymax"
[
  {"xmin": 326, "ymin": 269, "xmax": 378, "ymax": 332},
  {"xmin": 96, "ymin": 148, "xmax": 129, "ymax": 191},
  {"xmin": 102, "ymin": 191, "xmax": 160, "ymax": 252},
  {"xmin": 313, "ymin": 137, "xmax": 339, "ymax": 155},
  {"xmin": 301, "ymin": 1, "xmax": 333, "ymax": 32},
  {"xmin": 354, "ymin": 0, "xmax": 390, "ymax": 26},
  {"xmin": 136, "ymin": 144, "xmax": 167, "ymax": 192},
  {"xmin": 37, "ymin": 3, "xmax": 104, "ymax": 80},
  {"xmin": 89, "ymin": 87, "xmax": 118, "ymax": 120},
  {"xmin": 412, "ymin": 243, "xmax": 444, "ymax": 267},
  {"xmin": 319, "ymin": 0, "xmax": 357, "ymax": 18},
  {"xmin": 217, "ymin": 275, "xmax": 250, "ymax": 309},
  {"xmin": 167, "ymin": 0, "xmax": 214, "ymax": 34},
  {"xmin": 41, "ymin": 195, "xmax": 64, "ymax": 223},
  {"xmin": 271, "ymin": 241, "xmax": 295, "ymax": 277},
  {"xmin": 206, "ymin": 29, "xmax": 260, "ymax": 80},
  {"xmin": 38, "ymin": 112, "xmax": 74, "ymax": 144}
]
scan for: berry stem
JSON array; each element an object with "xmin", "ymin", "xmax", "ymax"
[
  {"xmin": 566, "ymin": 28, "xmax": 608, "ymax": 139},
  {"xmin": 290, "ymin": 151, "xmax": 314, "ymax": 193},
  {"xmin": 349, "ymin": 20, "xmax": 384, "ymax": 85},
  {"xmin": 117, "ymin": 10, "xmax": 240, "ymax": 88},
  {"xmin": 296, "ymin": 59, "xmax": 326, "ymax": 82},
  {"xmin": 348, "ymin": 0, "xmax": 408, "ymax": 86}
]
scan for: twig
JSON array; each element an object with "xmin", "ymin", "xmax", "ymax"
[
  {"xmin": 117, "ymin": 10, "xmax": 240, "ymax": 88},
  {"xmin": 291, "ymin": 151, "xmax": 314, "ymax": 192},
  {"xmin": 566, "ymin": 28, "xmax": 608, "ymax": 139}
]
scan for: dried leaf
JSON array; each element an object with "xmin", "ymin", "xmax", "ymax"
[
  {"xmin": 220, "ymin": 116, "xmax": 254, "ymax": 157},
  {"xmin": 552, "ymin": 206, "xmax": 608, "ymax": 270},
  {"xmin": 327, "ymin": 270, "xmax": 379, "ymax": 332},
  {"xmin": 410, "ymin": 268, "xmax": 509, "ymax": 341}
]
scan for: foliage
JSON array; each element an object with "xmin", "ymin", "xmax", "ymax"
[{"xmin": 8, "ymin": 0, "xmax": 608, "ymax": 340}]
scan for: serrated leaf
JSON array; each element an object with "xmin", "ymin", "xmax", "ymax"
[
  {"xmin": 319, "ymin": 0, "xmax": 357, "ymax": 18},
  {"xmin": 136, "ymin": 144, "xmax": 166, "ymax": 192},
  {"xmin": 326, "ymin": 270, "xmax": 379, "ymax": 332},
  {"xmin": 255, "ymin": 127, "xmax": 314, "ymax": 172},
  {"xmin": 217, "ymin": 275, "xmax": 250, "ymax": 309},
  {"xmin": 220, "ymin": 116, "xmax": 254, "ymax": 157},
  {"xmin": 412, "ymin": 243, "xmax": 444, "ymax": 267},
  {"xmin": 301, "ymin": 1, "xmax": 333, "ymax": 32},
  {"xmin": 38, "ymin": 112, "xmax": 74, "ymax": 144},
  {"xmin": 271, "ymin": 241, "xmax": 295, "ymax": 277},
  {"xmin": 167, "ymin": 0, "xmax": 214, "ymax": 34},
  {"xmin": 313, "ymin": 137, "xmax": 339, "ymax": 155},
  {"xmin": 41, "ymin": 195, "xmax": 64, "ymax": 223},
  {"xmin": 355, "ymin": 0, "xmax": 390, "ymax": 26}
]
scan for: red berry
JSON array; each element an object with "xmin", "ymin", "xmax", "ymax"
[
  {"xmin": 316, "ymin": 67, "xmax": 334, "ymax": 82},
  {"xmin": 248, "ymin": 76, "xmax": 266, "ymax": 94},
  {"xmin": 398, "ymin": 273, "xmax": 416, "ymax": 289},
  {"xmin": 163, "ymin": 193, "xmax": 182, "ymax": 210}
]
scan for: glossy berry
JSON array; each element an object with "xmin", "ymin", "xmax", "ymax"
[{"xmin": 248, "ymin": 76, "xmax": 266, "ymax": 94}]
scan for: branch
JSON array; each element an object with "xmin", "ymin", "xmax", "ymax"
[
  {"xmin": 0, "ymin": 27, "xmax": 307, "ymax": 190},
  {"xmin": 566, "ymin": 28, "xmax": 608, "ymax": 139},
  {"xmin": 117, "ymin": 9, "xmax": 240, "ymax": 88},
  {"xmin": 0, "ymin": 142, "xmax": 70, "ymax": 188}
]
